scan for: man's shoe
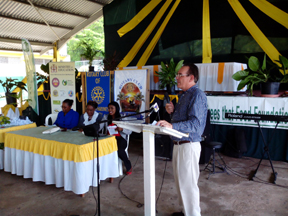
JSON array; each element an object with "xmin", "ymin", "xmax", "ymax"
[{"xmin": 172, "ymin": 212, "xmax": 184, "ymax": 216}]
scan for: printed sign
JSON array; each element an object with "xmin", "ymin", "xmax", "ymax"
[
  {"xmin": 208, "ymin": 96, "xmax": 288, "ymax": 129},
  {"xmin": 114, "ymin": 69, "xmax": 149, "ymax": 121},
  {"xmin": 49, "ymin": 62, "xmax": 76, "ymax": 114},
  {"xmin": 86, "ymin": 71, "xmax": 111, "ymax": 115}
]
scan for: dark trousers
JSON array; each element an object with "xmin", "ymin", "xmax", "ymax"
[{"xmin": 116, "ymin": 136, "xmax": 132, "ymax": 172}]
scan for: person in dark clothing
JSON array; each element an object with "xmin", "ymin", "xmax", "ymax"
[{"xmin": 102, "ymin": 101, "xmax": 132, "ymax": 175}]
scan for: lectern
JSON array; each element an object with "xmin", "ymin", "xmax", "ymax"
[{"xmin": 113, "ymin": 121, "xmax": 189, "ymax": 216}]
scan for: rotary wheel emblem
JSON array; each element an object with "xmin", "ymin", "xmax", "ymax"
[{"xmin": 91, "ymin": 86, "xmax": 105, "ymax": 104}]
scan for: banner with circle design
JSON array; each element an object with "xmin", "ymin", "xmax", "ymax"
[
  {"xmin": 49, "ymin": 62, "xmax": 76, "ymax": 114},
  {"xmin": 86, "ymin": 71, "xmax": 111, "ymax": 115}
]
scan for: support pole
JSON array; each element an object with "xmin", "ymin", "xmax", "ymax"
[{"xmin": 143, "ymin": 129, "xmax": 156, "ymax": 216}]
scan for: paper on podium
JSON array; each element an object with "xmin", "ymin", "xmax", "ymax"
[
  {"xmin": 113, "ymin": 121, "xmax": 189, "ymax": 138},
  {"xmin": 42, "ymin": 127, "xmax": 60, "ymax": 134}
]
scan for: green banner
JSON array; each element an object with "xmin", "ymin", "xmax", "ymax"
[{"xmin": 21, "ymin": 39, "xmax": 38, "ymax": 114}]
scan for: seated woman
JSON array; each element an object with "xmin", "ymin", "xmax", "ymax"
[
  {"xmin": 78, "ymin": 100, "xmax": 104, "ymax": 131},
  {"xmin": 103, "ymin": 101, "xmax": 132, "ymax": 175},
  {"xmin": 54, "ymin": 99, "xmax": 79, "ymax": 129}
]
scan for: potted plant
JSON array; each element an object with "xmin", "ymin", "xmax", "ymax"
[
  {"xmin": 0, "ymin": 77, "xmax": 27, "ymax": 105},
  {"xmin": 276, "ymin": 55, "xmax": 288, "ymax": 84},
  {"xmin": 36, "ymin": 61, "xmax": 50, "ymax": 90},
  {"xmin": 79, "ymin": 41, "xmax": 104, "ymax": 72},
  {"xmin": 232, "ymin": 55, "xmax": 277, "ymax": 96},
  {"xmin": 155, "ymin": 58, "xmax": 184, "ymax": 94},
  {"xmin": 232, "ymin": 55, "xmax": 288, "ymax": 96}
]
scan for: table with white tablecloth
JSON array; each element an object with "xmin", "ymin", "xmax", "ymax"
[
  {"xmin": 0, "ymin": 123, "xmax": 36, "ymax": 170},
  {"xmin": 4, "ymin": 127, "xmax": 119, "ymax": 195}
]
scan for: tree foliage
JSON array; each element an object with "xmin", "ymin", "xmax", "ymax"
[{"xmin": 67, "ymin": 18, "xmax": 105, "ymax": 62}]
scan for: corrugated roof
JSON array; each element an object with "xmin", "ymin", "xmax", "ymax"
[{"xmin": 0, "ymin": 0, "xmax": 113, "ymax": 54}]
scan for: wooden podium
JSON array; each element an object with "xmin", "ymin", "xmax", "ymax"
[{"xmin": 113, "ymin": 121, "xmax": 188, "ymax": 216}]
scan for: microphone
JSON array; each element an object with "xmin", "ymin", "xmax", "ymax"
[
  {"xmin": 164, "ymin": 92, "xmax": 172, "ymax": 119},
  {"xmin": 148, "ymin": 102, "xmax": 159, "ymax": 117},
  {"xmin": 164, "ymin": 92, "xmax": 170, "ymax": 104}
]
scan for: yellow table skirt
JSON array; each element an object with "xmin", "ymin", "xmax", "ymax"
[
  {"xmin": 0, "ymin": 123, "xmax": 37, "ymax": 143},
  {"xmin": 4, "ymin": 131, "xmax": 117, "ymax": 163}
]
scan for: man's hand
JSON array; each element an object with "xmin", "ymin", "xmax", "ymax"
[
  {"xmin": 165, "ymin": 101, "xmax": 174, "ymax": 114},
  {"xmin": 156, "ymin": 120, "xmax": 172, "ymax": 129}
]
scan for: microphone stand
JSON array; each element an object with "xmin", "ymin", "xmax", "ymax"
[{"xmin": 91, "ymin": 108, "xmax": 154, "ymax": 216}]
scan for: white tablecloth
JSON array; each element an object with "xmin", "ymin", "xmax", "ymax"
[
  {"xmin": 4, "ymin": 147, "xmax": 119, "ymax": 194},
  {"xmin": 3, "ymin": 127, "xmax": 120, "ymax": 195},
  {"xmin": 120, "ymin": 62, "xmax": 247, "ymax": 92},
  {"xmin": 196, "ymin": 62, "xmax": 247, "ymax": 92},
  {"xmin": 0, "ymin": 149, "xmax": 3, "ymax": 170}
]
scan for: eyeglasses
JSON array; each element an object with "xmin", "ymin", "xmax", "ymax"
[{"xmin": 176, "ymin": 74, "xmax": 190, "ymax": 78}]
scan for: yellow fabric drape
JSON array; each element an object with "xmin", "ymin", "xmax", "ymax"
[
  {"xmin": 0, "ymin": 123, "xmax": 36, "ymax": 143},
  {"xmin": 117, "ymin": 0, "xmax": 162, "ymax": 37},
  {"xmin": 5, "ymin": 133, "xmax": 117, "ymax": 163},
  {"xmin": 12, "ymin": 77, "xmax": 27, "ymax": 93},
  {"xmin": 153, "ymin": 65, "xmax": 159, "ymax": 83},
  {"xmin": 217, "ymin": 63, "xmax": 225, "ymax": 84},
  {"xmin": 76, "ymin": 92, "xmax": 82, "ymax": 102},
  {"xmin": 1, "ymin": 104, "xmax": 16, "ymax": 116},
  {"xmin": 150, "ymin": 94, "xmax": 179, "ymax": 104},
  {"xmin": 42, "ymin": 92, "xmax": 50, "ymax": 100},
  {"xmin": 249, "ymin": 0, "xmax": 288, "ymax": 29},
  {"xmin": 228, "ymin": 0, "xmax": 281, "ymax": 68},
  {"xmin": 202, "ymin": 0, "xmax": 212, "ymax": 63},
  {"xmin": 118, "ymin": 0, "xmax": 173, "ymax": 68},
  {"xmin": 137, "ymin": 0, "xmax": 181, "ymax": 66}
]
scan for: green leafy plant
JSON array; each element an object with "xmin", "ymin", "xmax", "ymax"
[
  {"xmin": 79, "ymin": 41, "xmax": 104, "ymax": 67},
  {"xmin": 36, "ymin": 61, "xmax": 51, "ymax": 87},
  {"xmin": 275, "ymin": 55, "xmax": 288, "ymax": 83},
  {"xmin": 232, "ymin": 55, "xmax": 272, "ymax": 96},
  {"xmin": 0, "ymin": 77, "xmax": 26, "ymax": 94},
  {"xmin": 155, "ymin": 58, "xmax": 184, "ymax": 90}
]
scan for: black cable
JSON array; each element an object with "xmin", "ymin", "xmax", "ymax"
[
  {"xmin": 155, "ymin": 158, "xmax": 168, "ymax": 213},
  {"xmin": 242, "ymin": 156, "xmax": 288, "ymax": 170},
  {"xmin": 219, "ymin": 154, "xmax": 288, "ymax": 189},
  {"xmin": 118, "ymin": 155, "xmax": 144, "ymax": 207},
  {"xmin": 92, "ymin": 137, "xmax": 98, "ymax": 216}
]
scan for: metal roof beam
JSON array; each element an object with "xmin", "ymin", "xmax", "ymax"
[
  {"xmin": 0, "ymin": 37, "xmax": 54, "ymax": 47},
  {"xmin": 0, "ymin": 14, "xmax": 73, "ymax": 30},
  {"xmin": 9, "ymin": 0, "xmax": 89, "ymax": 19},
  {"xmin": 57, "ymin": 9, "xmax": 103, "ymax": 50},
  {"xmin": 86, "ymin": 0, "xmax": 106, "ymax": 6},
  {"xmin": 0, "ymin": 47, "xmax": 42, "ymax": 52}
]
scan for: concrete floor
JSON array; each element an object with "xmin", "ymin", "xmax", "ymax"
[{"xmin": 1, "ymin": 138, "xmax": 288, "ymax": 216}]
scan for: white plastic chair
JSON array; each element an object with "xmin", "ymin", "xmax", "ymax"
[
  {"xmin": 45, "ymin": 114, "xmax": 58, "ymax": 126},
  {"xmin": 118, "ymin": 134, "xmax": 130, "ymax": 176}
]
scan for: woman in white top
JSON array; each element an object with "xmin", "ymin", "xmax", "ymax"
[{"xmin": 78, "ymin": 101, "xmax": 103, "ymax": 132}]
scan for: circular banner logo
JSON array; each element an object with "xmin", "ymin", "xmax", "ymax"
[
  {"xmin": 91, "ymin": 86, "xmax": 105, "ymax": 105},
  {"xmin": 52, "ymin": 78, "xmax": 59, "ymax": 87},
  {"xmin": 68, "ymin": 90, "xmax": 73, "ymax": 97},
  {"xmin": 53, "ymin": 90, "xmax": 58, "ymax": 97},
  {"xmin": 62, "ymin": 80, "xmax": 67, "ymax": 86}
]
